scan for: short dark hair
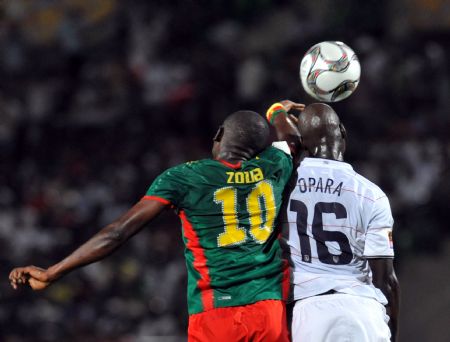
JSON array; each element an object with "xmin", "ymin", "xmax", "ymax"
[{"xmin": 222, "ymin": 110, "xmax": 270, "ymax": 154}]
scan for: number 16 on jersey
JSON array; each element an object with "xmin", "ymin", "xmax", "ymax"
[{"xmin": 290, "ymin": 200, "xmax": 353, "ymax": 265}]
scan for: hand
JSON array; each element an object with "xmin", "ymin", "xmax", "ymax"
[
  {"xmin": 279, "ymin": 100, "xmax": 305, "ymax": 113},
  {"xmin": 9, "ymin": 266, "xmax": 53, "ymax": 291}
]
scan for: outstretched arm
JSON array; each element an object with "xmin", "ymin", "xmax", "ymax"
[
  {"xmin": 369, "ymin": 258, "xmax": 401, "ymax": 342},
  {"xmin": 266, "ymin": 100, "xmax": 304, "ymax": 157},
  {"xmin": 9, "ymin": 198, "xmax": 167, "ymax": 290}
]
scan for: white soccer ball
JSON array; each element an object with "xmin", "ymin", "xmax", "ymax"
[{"xmin": 300, "ymin": 41, "xmax": 361, "ymax": 102}]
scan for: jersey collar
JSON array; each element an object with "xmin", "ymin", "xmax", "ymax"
[
  {"xmin": 300, "ymin": 157, "xmax": 353, "ymax": 170},
  {"xmin": 219, "ymin": 159, "xmax": 242, "ymax": 169}
]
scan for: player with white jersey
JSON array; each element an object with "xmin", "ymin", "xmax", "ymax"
[
  {"xmin": 264, "ymin": 100, "xmax": 400, "ymax": 341},
  {"xmin": 280, "ymin": 103, "xmax": 400, "ymax": 342},
  {"xmin": 288, "ymin": 159, "xmax": 394, "ymax": 303}
]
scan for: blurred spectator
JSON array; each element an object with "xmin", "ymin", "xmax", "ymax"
[{"xmin": 1, "ymin": 0, "xmax": 449, "ymax": 340}]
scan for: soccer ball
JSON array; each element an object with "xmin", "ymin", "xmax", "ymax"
[{"xmin": 299, "ymin": 41, "xmax": 361, "ymax": 102}]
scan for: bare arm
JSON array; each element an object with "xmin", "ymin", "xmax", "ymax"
[
  {"xmin": 266, "ymin": 100, "xmax": 304, "ymax": 157},
  {"xmin": 9, "ymin": 199, "xmax": 167, "ymax": 290},
  {"xmin": 369, "ymin": 258, "xmax": 400, "ymax": 342}
]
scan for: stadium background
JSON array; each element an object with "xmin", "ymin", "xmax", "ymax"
[{"xmin": 1, "ymin": 0, "xmax": 449, "ymax": 341}]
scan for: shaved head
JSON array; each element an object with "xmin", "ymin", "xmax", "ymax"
[
  {"xmin": 298, "ymin": 103, "xmax": 346, "ymax": 161},
  {"xmin": 212, "ymin": 110, "xmax": 270, "ymax": 161},
  {"xmin": 223, "ymin": 110, "xmax": 270, "ymax": 152}
]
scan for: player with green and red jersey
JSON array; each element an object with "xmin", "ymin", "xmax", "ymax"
[
  {"xmin": 10, "ymin": 103, "xmax": 304, "ymax": 341},
  {"xmin": 145, "ymin": 144, "xmax": 292, "ymax": 315}
]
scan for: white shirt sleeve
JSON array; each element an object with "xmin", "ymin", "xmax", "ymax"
[
  {"xmin": 271, "ymin": 141, "xmax": 292, "ymax": 156},
  {"xmin": 363, "ymin": 195, "xmax": 395, "ymax": 258}
]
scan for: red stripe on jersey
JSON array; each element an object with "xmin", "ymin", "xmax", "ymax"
[
  {"xmin": 179, "ymin": 210, "xmax": 214, "ymax": 311},
  {"xmin": 141, "ymin": 195, "xmax": 171, "ymax": 205},
  {"xmin": 282, "ymin": 259, "xmax": 290, "ymax": 301},
  {"xmin": 219, "ymin": 160, "xmax": 242, "ymax": 169},
  {"xmin": 341, "ymin": 188, "xmax": 376, "ymax": 202}
]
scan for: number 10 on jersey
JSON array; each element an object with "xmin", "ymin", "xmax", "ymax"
[{"xmin": 214, "ymin": 181, "xmax": 276, "ymax": 247}]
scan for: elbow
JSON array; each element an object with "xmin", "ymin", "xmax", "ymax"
[
  {"xmin": 387, "ymin": 270, "xmax": 400, "ymax": 290},
  {"xmin": 102, "ymin": 224, "xmax": 127, "ymax": 246},
  {"xmin": 388, "ymin": 272, "xmax": 401, "ymax": 296},
  {"xmin": 373, "ymin": 272, "xmax": 400, "ymax": 300},
  {"xmin": 382, "ymin": 273, "xmax": 401, "ymax": 305}
]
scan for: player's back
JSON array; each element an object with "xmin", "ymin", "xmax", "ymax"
[
  {"xmin": 146, "ymin": 145, "xmax": 292, "ymax": 314},
  {"xmin": 286, "ymin": 158, "xmax": 394, "ymax": 304}
]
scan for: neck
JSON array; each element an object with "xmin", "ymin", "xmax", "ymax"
[
  {"xmin": 314, "ymin": 148, "xmax": 344, "ymax": 161},
  {"xmin": 216, "ymin": 149, "xmax": 252, "ymax": 162},
  {"xmin": 309, "ymin": 141, "xmax": 344, "ymax": 161}
]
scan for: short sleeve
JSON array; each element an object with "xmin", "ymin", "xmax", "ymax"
[
  {"xmin": 363, "ymin": 195, "xmax": 395, "ymax": 258},
  {"xmin": 145, "ymin": 165, "xmax": 188, "ymax": 207}
]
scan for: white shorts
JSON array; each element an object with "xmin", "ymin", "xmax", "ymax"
[{"xmin": 292, "ymin": 293, "xmax": 391, "ymax": 342}]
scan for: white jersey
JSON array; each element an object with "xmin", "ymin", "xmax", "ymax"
[{"xmin": 286, "ymin": 158, "xmax": 394, "ymax": 304}]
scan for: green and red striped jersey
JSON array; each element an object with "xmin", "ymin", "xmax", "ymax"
[{"xmin": 145, "ymin": 145, "xmax": 292, "ymax": 314}]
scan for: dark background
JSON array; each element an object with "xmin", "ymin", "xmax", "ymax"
[{"xmin": 1, "ymin": 0, "xmax": 449, "ymax": 341}]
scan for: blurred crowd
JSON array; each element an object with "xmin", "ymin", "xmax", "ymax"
[{"xmin": 1, "ymin": 0, "xmax": 449, "ymax": 340}]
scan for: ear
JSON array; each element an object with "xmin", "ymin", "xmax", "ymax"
[
  {"xmin": 213, "ymin": 126, "xmax": 224, "ymax": 142},
  {"xmin": 299, "ymin": 136, "xmax": 317, "ymax": 157},
  {"xmin": 339, "ymin": 123, "xmax": 347, "ymax": 155},
  {"xmin": 288, "ymin": 135, "xmax": 304, "ymax": 157},
  {"xmin": 310, "ymin": 146, "xmax": 319, "ymax": 157},
  {"xmin": 339, "ymin": 123, "xmax": 347, "ymax": 140},
  {"xmin": 299, "ymin": 135, "xmax": 305, "ymax": 151}
]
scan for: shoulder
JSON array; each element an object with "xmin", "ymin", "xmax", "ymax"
[
  {"xmin": 271, "ymin": 141, "xmax": 292, "ymax": 156},
  {"xmin": 165, "ymin": 159, "xmax": 210, "ymax": 172},
  {"xmin": 150, "ymin": 160, "xmax": 211, "ymax": 192},
  {"xmin": 352, "ymin": 171, "xmax": 388, "ymax": 201},
  {"xmin": 259, "ymin": 143, "xmax": 292, "ymax": 161},
  {"xmin": 256, "ymin": 144, "xmax": 293, "ymax": 183},
  {"xmin": 158, "ymin": 160, "xmax": 208, "ymax": 179}
]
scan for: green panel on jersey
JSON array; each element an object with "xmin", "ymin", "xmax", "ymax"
[{"xmin": 146, "ymin": 146, "xmax": 292, "ymax": 314}]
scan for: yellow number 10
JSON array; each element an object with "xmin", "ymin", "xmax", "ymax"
[{"xmin": 214, "ymin": 180, "xmax": 276, "ymax": 247}]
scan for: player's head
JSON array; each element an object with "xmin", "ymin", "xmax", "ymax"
[
  {"xmin": 212, "ymin": 110, "xmax": 270, "ymax": 160},
  {"xmin": 297, "ymin": 103, "xmax": 346, "ymax": 161}
]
